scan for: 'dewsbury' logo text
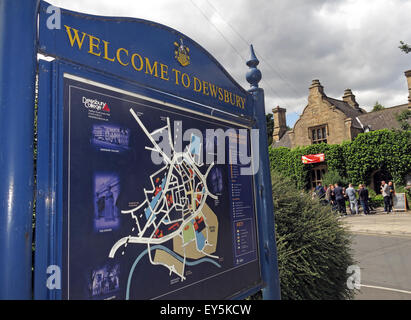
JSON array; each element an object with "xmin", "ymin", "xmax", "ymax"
[{"xmin": 63, "ymin": 25, "xmax": 246, "ymax": 110}]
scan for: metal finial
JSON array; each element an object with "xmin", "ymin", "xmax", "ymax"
[
  {"xmin": 246, "ymin": 44, "xmax": 262, "ymax": 90},
  {"xmin": 246, "ymin": 44, "xmax": 259, "ymax": 68}
]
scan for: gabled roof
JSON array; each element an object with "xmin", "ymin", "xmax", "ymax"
[
  {"xmin": 272, "ymin": 131, "xmax": 292, "ymax": 148},
  {"xmin": 325, "ymin": 97, "xmax": 365, "ymax": 129},
  {"xmin": 356, "ymin": 104, "xmax": 409, "ymax": 131}
]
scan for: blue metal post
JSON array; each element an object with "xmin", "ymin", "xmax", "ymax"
[
  {"xmin": 0, "ymin": 0, "xmax": 39, "ymax": 299},
  {"xmin": 246, "ymin": 45, "xmax": 281, "ymax": 300}
]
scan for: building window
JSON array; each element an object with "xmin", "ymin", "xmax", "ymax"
[
  {"xmin": 311, "ymin": 165, "xmax": 327, "ymax": 190},
  {"xmin": 310, "ymin": 125, "xmax": 327, "ymax": 144}
]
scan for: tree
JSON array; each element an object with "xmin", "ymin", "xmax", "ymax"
[
  {"xmin": 396, "ymin": 109, "xmax": 411, "ymax": 131},
  {"xmin": 266, "ymin": 113, "xmax": 274, "ymax": 145},
  {"xmin": 399, "ymin": 41, "xmax": 411, "ymax": 54},
  {"xmin": 322, "ymin": 169, "xmax": 349, "ymax": 188},
  {"xmin": 371, "ymin": 101, "xmax": 385, "ymax": 112}
]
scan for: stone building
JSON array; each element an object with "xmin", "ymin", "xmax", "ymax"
[{"xmin": 272, "ymin": 70, "xmax": 411, "ymax": 190}]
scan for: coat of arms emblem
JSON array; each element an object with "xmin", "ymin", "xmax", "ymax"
[{"xmin": 174, "ymin": 38, "xmax": 190, "ymax": 67}]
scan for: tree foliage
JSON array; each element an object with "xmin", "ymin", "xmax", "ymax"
[
  {"xmin": 371, "ymin": 101, "xmax": 385, "ymax": 112},
  {"xmin": 272, "ymin": 170, "xmax": 355, "ymax": 300},
  {"xmin": 399, "ymin": 40, "xmax": 411, "ymax": 54},
  {"xmin": 266, "ymin": 113, "xmax": 274, "ymax": 146},
  {"xmin": 321, "ymin": 169, "xmax": 348, "ymax": 188},
  {"xmin": 396, "ymin": 109, "xmax": 411, "ymax": 131}
]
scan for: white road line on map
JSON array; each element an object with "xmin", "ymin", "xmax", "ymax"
[{"xmin": 361, "ymin": 284, "xmax": 411, "ymax": 295}]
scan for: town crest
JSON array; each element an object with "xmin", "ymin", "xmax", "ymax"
[{"xmin": 174, "ymin": 38, "xmax": 190, "ymax": 67}]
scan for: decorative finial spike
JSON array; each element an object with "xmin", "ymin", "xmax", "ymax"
[
  {"xmin": 246, "ymin": 44, "xmax": 262, "ymax": 90},
  {"xmin": 247, "ymin": 44, "xmax": 259, "ymax": 68}
]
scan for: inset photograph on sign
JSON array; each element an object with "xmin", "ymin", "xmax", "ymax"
[
  {"xmin": 91, "ymin": 124, "xmax": 130, "ymax": 153},
  {"xmin": 87, "ymin": 263, "xmax": 120, "ymax": 299},
  {"xmin": 93, "ymin": 173, "xmax": 120, "ymax": 233}
]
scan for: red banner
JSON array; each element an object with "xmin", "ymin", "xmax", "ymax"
[{"xmin": 301, "ymin": 153, "xmax": 325, "ymax": 164}]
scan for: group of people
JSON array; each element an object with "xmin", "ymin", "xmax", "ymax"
[{"xmin": 313, "ymin": 180, "xmax": 395, "ymax": 215}]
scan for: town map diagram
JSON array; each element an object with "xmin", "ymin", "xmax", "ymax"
[
  {"xmin": 64, "ymin": 77, "xmax": 260, "ymax": 300},
  {"xmin": 108, "ymin": 108, "xmax": 221, "ymax": 282}
]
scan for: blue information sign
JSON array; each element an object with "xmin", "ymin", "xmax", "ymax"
[{"xmin": 32, "ymin": 0, "xmax": 280, "ymax": 300}]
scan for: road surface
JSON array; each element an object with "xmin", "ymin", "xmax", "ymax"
[{"xmin": 352, "ymin": 233, "xmax": 411, "ymax": 300}]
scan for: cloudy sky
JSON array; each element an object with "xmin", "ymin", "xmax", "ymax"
[{"xmin": 48, "ymin": 0, "xmax": 411, "ymax": 127}]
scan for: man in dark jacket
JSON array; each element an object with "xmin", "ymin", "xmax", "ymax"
[
  {"xmin": 334, "ymin": 183, "xmax": 346, "ymax": 215},
  {"xmin": 358, "ymin": 184, "xmax": 370, "ymax": 215}
]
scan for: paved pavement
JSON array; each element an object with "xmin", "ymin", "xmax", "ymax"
[{"xmin": 341, "ymin": 208, "xmax": 411, "ymax": 237}]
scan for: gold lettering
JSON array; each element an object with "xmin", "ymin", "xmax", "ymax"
[
  {"xmin": 116, "ymin": 48, "xmax": 129, "ymax": 66},
  {"xmin": 193, "ymin": 77, "xmax": 202, "ymax": 92},
  {"xmin": 64, "ymin": 25, "xmax": 86, "ymax": 49},
  {"xmin": 145, "ymin": 58, "xmax": 159, "ymax": 77},
  {"xmin": 202, "ymin": 81, "xmax": 209, "ymax": 96},
  {"xmin": 182, "ymin": 73, "xmax": 190, "ymax": 88},
  {"xmin": 236, "ymin": 95, "xmax": 242, "ymax": 108},
  {"xmin": 209, "ymin": 83, "xmax": 218, "ymax": 98},
  {"xmin": 218, "ymin": 88, "xmax": 223, "ymax": 101},
  {"xmin": 160, "ymin": 63, "xmax": 169, "ymax": 81},
  {"xmin": 131, "ymin": 53, "xmax": 143, "ymax": 71},
  {"xmin": 172, "ymin": 68, "xmax": 181, "ymax": 85},
  {"xmin": 102, "ymin": 40, "xmax": 115, "ymax": 62},
  {"xmin": 224, "ymin": 89, "xmax": 230, "ymax": 103},
  {"xmin": 239, "ymin": 97, "xmax": 246, "ymax": 109},
  {"xmin": 229, "ymin": 92, "xmax": 235, "ymax": 106},
  {"xmin": 88, "ymin": 34, "xmax": 101, "ymax": 57}
]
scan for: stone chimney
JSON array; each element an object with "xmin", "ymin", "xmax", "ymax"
[
  {"xmin": 272, "ymin": 106, "xmax": 287, "ymax": 142},
  {"xmin": 309, "ymin": 79, "xmax": 325, "ymax": 97},
  {"xmin": 342, "ymin": 89, "xmax": 359, "ymax": 109},
  {"xmin": 405, "ymin": 70, "xmax": 411, "ymax": 107}
]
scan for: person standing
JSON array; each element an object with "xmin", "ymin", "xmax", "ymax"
[
  {"xmin": 315, "ymin": 182, "xmax": 326, "ymax": 205},
  {"xmin": 388, "ymin": 181, "xmax": 395, "ymax": 213},
  {"xmin": 358, "ymin": 184, "xmax": 370, "ymax": 215},
  {"xmin": 334, "ymin": 183, "xmax": 346, "ymax": 215},
  {"xmin": 325, "ymin": 184, "xmax": 332, "ymax": 205},
  {"xmin": 381, "ymin": 181, "xmax": 391, "ymax": 213},
  {"xmin": 329, "ymin": 184, "xmax": 337, "ymax": 211},
  {"xmin": 346, "ymin": 183, "xmax": 359, "ymax": 215}
]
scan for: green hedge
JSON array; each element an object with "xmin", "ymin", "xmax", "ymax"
[
  {"xmin": 271, "ymin": 170, "xmax": 355, "ymax": 300},
  {"xmin": 269, "ymin": 129, "xmax": 411, "ymax": 189}
]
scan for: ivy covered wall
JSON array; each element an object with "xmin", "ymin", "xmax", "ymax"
[{"xmin": 269, "ymin": 129, "xmax": 411, "ymax": 189}]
